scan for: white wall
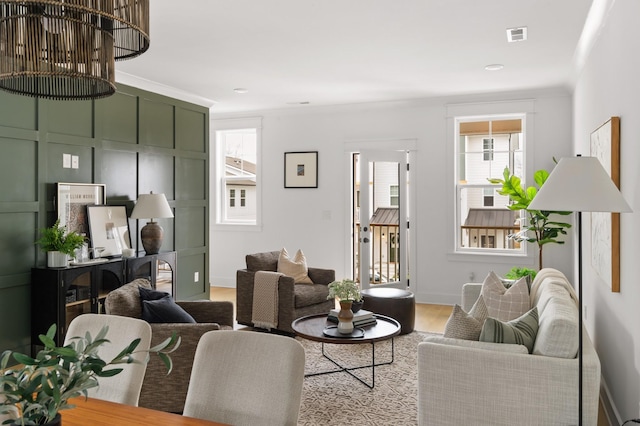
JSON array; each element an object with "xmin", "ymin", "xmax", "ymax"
[
  {"xmin": 573, "ymin": 0, "xmax": 640, "ymax": 422},
  {"xmin": 210, "ymin": 89, "xmax": 573, "ymax": 308}
]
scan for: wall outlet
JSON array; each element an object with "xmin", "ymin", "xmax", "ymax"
[
  {"xmin": 194, "ymin": 272, "xmax": 199, "ymax": 282},
  {"xmin": 71, "ymin": 155, "xmax": 79, "ymax": 169}
]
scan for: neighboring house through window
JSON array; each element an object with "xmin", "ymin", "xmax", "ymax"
[
  {"xmin": 455, "ymin": 114, "xmax": 525, "ymax": 253},
  {"xmin": 213, "ymin": 117, "xmax": 262, "ymax": 226}
]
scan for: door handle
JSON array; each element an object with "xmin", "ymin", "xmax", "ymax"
[{"xmin": 363, "ymin": 237, "xmax": 370, "ymax": 243}]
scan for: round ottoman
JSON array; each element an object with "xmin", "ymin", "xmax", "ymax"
[{"xmin": 361, "ymin": 287, "xmax": 415, "ymax": 335}]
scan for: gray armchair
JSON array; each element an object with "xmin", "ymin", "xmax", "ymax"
[
  {"xmin": 104, "ymin": 278, "xmax": 233, "ymax": 414},
  {"xmin": 236, "ymin": 250, "xmax": 335, "ymax": 334}
]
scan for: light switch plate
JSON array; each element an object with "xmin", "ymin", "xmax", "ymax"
[{"xmin": 63, "ymin": 154, "xmax": 71, "ymax": 168}]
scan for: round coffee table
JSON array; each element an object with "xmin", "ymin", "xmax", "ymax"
[{"xmin": 291, "ymin": 313, "xmax": 401, "ymax": 388}]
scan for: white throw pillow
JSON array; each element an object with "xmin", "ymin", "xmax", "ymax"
[
  {"xmin": 480, "ymin": 271, "xmax": 530, "ymax": 321},
  {"xmin": 443, "ymin": 295, "xmax": 488, "ymax": 340},
  {"xmin": 277, "ymin": 248, "xmax": 313, "ymax": 284}
]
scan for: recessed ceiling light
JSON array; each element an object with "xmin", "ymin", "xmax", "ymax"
[
  {"xmin": 506, "ymin": 26, "xmax": 527, "ymax": 43},
  {"xmin": 484, "ymin": 64, "xmax": 504, "ymax": 71},
  {"xmin": 233, "ymin": 88, "xmax": 248, "ymax": 94}
]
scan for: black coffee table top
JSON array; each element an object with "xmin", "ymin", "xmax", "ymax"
[{"xmin": 291, "ymin": 313, "xmax": 401, "ymax": 344}]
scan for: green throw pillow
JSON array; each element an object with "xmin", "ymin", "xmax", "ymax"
[{"xmin": 479, "ymin": 307, "xmax": 539, "ymax": 353}]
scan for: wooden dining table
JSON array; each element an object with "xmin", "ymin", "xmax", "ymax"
[{"xmin": 61, "ymin": 397, "xmax": 228, "ymax": 425}]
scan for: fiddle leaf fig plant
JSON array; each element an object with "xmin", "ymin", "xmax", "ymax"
[
  {"xmin": 488, "ymin": 164, "xmax": 572, "ymax": 270},
  {"xmin": 0, "ymin": 324, "xmax": 180, "ymax": 426}
]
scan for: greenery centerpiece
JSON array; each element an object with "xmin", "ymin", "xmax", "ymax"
[
  {"xmin": 35, "ymin": 220, "xmax": 86, "ymax": 267},
  {"xmin": 327, "ymin": 279, "xmax": 363, "ymax": 334},
  {"xmin": 327, "ymin": 278, "xmax": 363, "ymax": 303},
  {"xmin": 488, "ymin": 165, "xmax": 572, "ymax": 270},
  {"xmin": 0, "ymin": 324, "xmax": 180, "ymax": 426}
]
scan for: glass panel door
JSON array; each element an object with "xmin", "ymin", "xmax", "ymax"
[{"xmin": 354, "ymin": 150, "xmax": 409, "ymax": 290}]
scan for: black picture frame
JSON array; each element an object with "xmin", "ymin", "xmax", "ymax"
[{"xmin": 284, "ymin": 151, "xmax": 318, "ymax": 188}]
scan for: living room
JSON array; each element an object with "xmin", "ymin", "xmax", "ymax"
[{"xmin": 0, "ymin": 1, "xmax": 638, "ymax": 425}]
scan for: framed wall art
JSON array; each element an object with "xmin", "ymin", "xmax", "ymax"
[
  {"xmin": 284, "ymin": 151, "xmax": 318, "ymax": 188},
  {"xmin": 87, "ymin": 205, "xmax": 131, "ymax": 258},
  {"xmin": 590, "ymin": 116, "xmax": 621, "ymax": 292},
  {"xmin": 56, "ymin": 183, "xmax": 106, "ymax": 236}
]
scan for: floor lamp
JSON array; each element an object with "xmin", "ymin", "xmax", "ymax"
[{"xmin": 528, "ymin": 156, "xmax": 632, "ymax": 425}]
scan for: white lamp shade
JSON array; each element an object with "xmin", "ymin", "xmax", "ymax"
[
  {"xmin": 528, "ymin": 157, "xmax": 632, "ymax": 213},
  {"xmin": 130, "ymin": 193, "xmax": 174, "ymax": 219}
]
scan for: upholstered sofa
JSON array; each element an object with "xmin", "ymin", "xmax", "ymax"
[
  {"xmin": 418, "ymin": 268, "xmax": 601, "ymax": 426},
  {"xmin": 104, "ymin": 278, "xmax": 233, "ymax": 413},
  {"xmin": 236, "ymin": 250, "xmax": 335, "ymax": 334}
]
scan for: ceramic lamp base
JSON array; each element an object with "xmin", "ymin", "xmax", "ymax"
[{"xmin": 140, "ymin": 221, "xmax": 163, "ymax": 254}]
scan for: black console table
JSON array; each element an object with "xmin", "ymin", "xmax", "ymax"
[{"xmin": 31, "ymin": 251, "xmax": 176, "ymax": 354}]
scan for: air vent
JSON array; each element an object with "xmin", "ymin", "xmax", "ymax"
[{"xmin": 506, "ymin": 26, "xmax": 527, "ymax": 42}]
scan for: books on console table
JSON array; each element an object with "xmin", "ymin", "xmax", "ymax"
[{"xmin": 327, "ymin": 308, "xmax": 377, "ymax": 327}]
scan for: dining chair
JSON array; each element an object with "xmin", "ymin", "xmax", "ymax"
[
  {"xmin": 64, "ymin": 313, "xmax": 152, "ymax": 406},
  {"xmin": 183, "ymin": 330, "xmax": 305, "ymax": 426}
]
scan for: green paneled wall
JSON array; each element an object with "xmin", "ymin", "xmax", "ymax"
[{"xmin": 0, "ymin": 84, "xmax": 210, "ymax": 355}]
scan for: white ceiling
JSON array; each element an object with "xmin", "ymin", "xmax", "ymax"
[{"xmin": 115, "ymin": 0, "xmax": 595, "ymax": 114}]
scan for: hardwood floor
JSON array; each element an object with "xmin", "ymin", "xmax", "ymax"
[
  {"xmin": 209, "ymin": 286, "xmax": 452, "ymax": 333},
  {"xmin": 209, "ymin": 286, "xmax": 610, "ymax": 425}
]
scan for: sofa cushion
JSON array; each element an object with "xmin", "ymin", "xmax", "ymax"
[
  {"xmin": 480, "ymin": 307, "xmax": 539, "ymax": 353},
  {"xmin": 481, "ymin": 271, "xmax": 530, "ymax": 321},
  {"xmin": 277, "ymin": 248, "xmax": 313, "ymax": 284},
  {"xmin": 294, "ymin": 283, "xmax": 330, "ymax": 308},
  {"xmin": 142, "ymin": 296, "xmax": 196, "ymax": 323},
  {"xmin": 104, "ymin": 278, "xmax": 152, "ymax": 318},
  {"xmin": 443, "ymin": 295, "xmax": 488, "ymax": 340},
  {"xmin": 532, "ymin": 286, "xmax": 579, "ymax": 358},
  {"xmin": 246, "ymin": 251, "xmax": 279, "ymax": 272},
  {"xmin": 423, "ymin": 336, "xmax": 529, "ymax": 354}
]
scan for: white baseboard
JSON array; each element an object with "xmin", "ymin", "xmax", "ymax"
[{"xmin": 601, "ymin": 376, "xmax": 621, "ymax": 425}]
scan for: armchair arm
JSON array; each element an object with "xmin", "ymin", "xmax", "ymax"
[
  {"xmin": 307, "ymin": 267, "xmax": 335, "ymax": 285},
  {"xmin": 461, "ymin": 283, "xmax": 482, "ymax": 312},
  {"xmin": 176, "ymin": 300, "xmax": 233, "ymax": 327}
]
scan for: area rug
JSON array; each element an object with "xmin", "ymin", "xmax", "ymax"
[{"xmin": 297, "ymin": 331, "xmax": 437, "ymax": 426}]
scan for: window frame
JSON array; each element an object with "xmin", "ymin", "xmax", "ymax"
[
  {"xmin": 454, "ymin": 112, "xmax": 528, "ymax": 256},
  {"xmin": 212, "ymin": 117, "xmax": 262, "ymax": 230}
]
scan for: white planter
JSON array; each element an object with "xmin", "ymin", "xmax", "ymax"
[{"xmin": 47, "ymin": 251, "xmax": 69, "ymax": 268}]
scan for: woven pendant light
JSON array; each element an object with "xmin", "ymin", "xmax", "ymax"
[{"xmin": 0, "ymin": 0, "xmax": 149, "ymax": 100}]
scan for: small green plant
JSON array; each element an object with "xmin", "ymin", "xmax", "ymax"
[
  {"xmin": 488, "ymin": 165, "xmax": 572, "ymax": 270},
  {"xmin": 0, "ymin": 324, "xmax": 180, "ymax": 425},
  {"xmin": 505, "ymin": 266, "xmax": 537, "ymax": 281},
  {"xmin": 35, "ymin": 219, "xmax": 86, "ymax": 256},
  {"xmin": 327, "ymin": 279, "xmax": 362, "ymax": 302}
]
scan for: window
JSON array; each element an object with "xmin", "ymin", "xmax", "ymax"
[
  {"xmin": 455, "ymin": 115, "xmax": 525, "ymax": 253},
  {"xmin": 213, "ymin": 117, "xmax": 261, "ymax": 226},
  {"xmin": 229, "ymin": 189, "xmax": 236, "ymax": 207},
  {"xmin": 483, "ymin": 138, "xmax": 494, "ymax": 161},
  {"xmin": 390, "ymin": 185, "xmax": 399, "ymax": 206}
]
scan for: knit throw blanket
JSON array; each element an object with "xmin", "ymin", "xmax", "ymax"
[{"xmin": 252, "ymin": 271, "xmax": 283, "ymax": 330}]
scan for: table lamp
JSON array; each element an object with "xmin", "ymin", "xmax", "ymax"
[
  {"xmin": 130, "ymin": 192, "xmax": 174, "ymax": 254},
  {"xmin": 528, "ymin": 156, "xmax": 632, "ymax": 425}
]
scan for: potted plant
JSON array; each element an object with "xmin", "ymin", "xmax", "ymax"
[
  {"xmin": 35, "ymin": 220, "xmax": 86, "ymax": 267},
  {"xmin": 0, "ymin": 324, "xmax": 180, "ymax": 426},
  {"xmin": 327, "ymin": 279, "xmax": 363, "ymax": 334},
  {"xmin": 488, "ymin": 164, "xmax": 572, "ymax": 270}
]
